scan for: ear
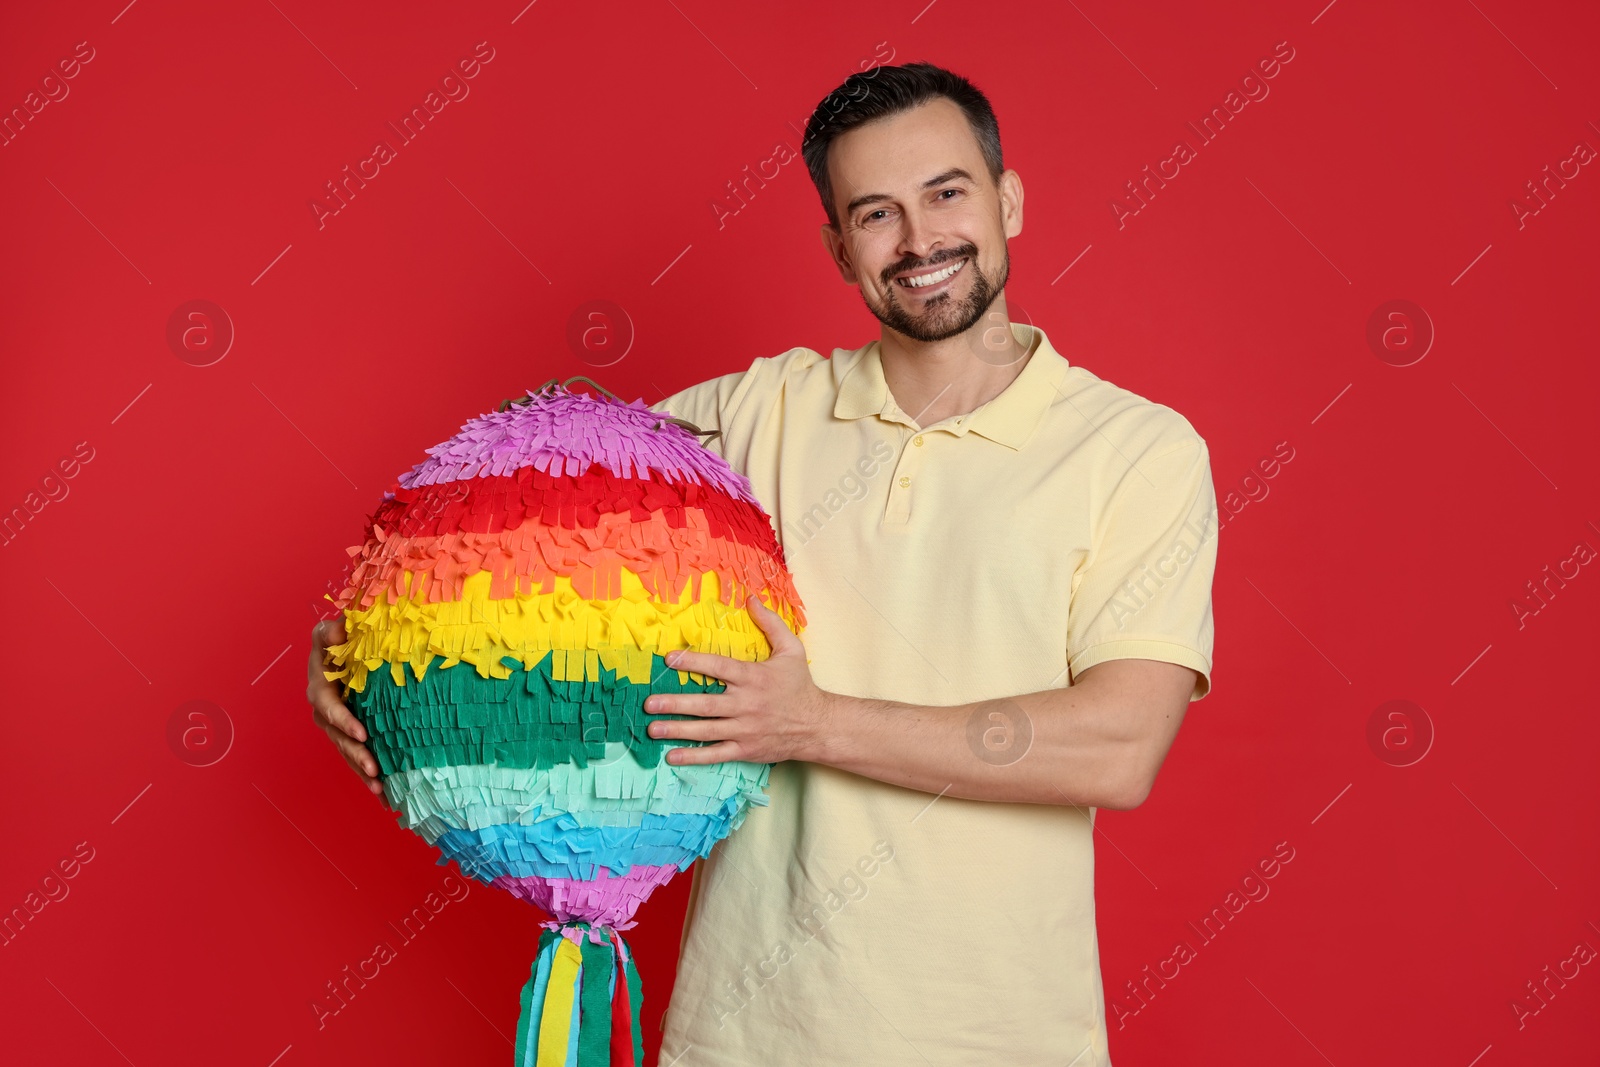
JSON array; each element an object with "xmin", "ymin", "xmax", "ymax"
[
  {"xmin": 998, "ymin": 168, "xmax": 1024, "ymax": 240},
  {"xmin": 819, "ymin": 223, "xmax": 859, "ymax": 284}
]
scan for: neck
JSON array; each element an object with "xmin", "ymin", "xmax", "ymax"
[{"xmin": 878, "ymin": 298, "xmax": 1033, "ymax": 428}]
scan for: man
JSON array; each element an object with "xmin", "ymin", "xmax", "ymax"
[{"xmin": 308, "ymin": 61, "xmax": 1217, "ymax": 1065}]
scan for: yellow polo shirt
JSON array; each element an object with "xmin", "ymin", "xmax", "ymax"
[{"xmin": 650, "ymin": 322, "xmax": 1216, "ymax": 1066}]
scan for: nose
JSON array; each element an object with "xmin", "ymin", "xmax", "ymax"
[{"xmin": 895, "ymin": 205, "xmax": 943, "ymax": 265}]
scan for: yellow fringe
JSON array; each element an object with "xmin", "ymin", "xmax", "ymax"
[{"xmin": 324, "ymin": 566, "xmax": 795, "ymax": 693}]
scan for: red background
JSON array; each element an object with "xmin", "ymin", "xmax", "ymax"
[{"xmin": 2, "ymin": 1, "xmax": 1597, "ymax": 1064}]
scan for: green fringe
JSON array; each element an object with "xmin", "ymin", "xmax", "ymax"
[{"xmin": 347, "ymin": 653, "xmax": 723, "ymax": 775}]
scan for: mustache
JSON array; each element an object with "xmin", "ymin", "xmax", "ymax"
[{"xmin": 884, "ymin": 245, "xmax": 978, "ymax": 285}]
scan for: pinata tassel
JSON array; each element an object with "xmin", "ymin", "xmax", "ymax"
[{"xmin": 513, "ymin": 924, "xmax": 644, "ymax": 1067}]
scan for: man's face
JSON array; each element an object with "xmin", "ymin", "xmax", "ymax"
[{"xmin": 819, "ymin": 97, "xmax": 1022, "ymax": 344}]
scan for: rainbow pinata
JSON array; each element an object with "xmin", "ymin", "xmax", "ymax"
[{"xmin": 319, "ymin": 378, "xmax": 805, "ymax": 1066}]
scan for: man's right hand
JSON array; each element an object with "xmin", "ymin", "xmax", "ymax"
[{"xmin": 308, "ymin": 618, "xmax": 384, "ymax": 797}]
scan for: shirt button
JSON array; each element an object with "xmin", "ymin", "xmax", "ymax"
[
  {"xmin": 913, "ymin": 435, "xmax": 924, "ymax": 447},
  {"xmin": 898, "ymin": 476, "xmax": 911, "ymax": 488}
]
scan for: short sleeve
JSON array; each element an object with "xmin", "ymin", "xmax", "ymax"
[
  {"xmin": 1067, "ymin": 436, "xmax": 1218, "ymax": 701},
  {"xmin": 649, "ymin": 370, "xmax": 749, "ymax": 438},
  {"xmin": 649, "ymin": 348, "xmax": 817, "ymax": 464},
  {"xmin": 649, "ymin": 356, "xmax": 780, "ymax": 460}
]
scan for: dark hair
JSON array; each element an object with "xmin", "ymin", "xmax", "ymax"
[{"xmin": 801, "ymin": 61, "xmax": 1004, "ymax": 229}]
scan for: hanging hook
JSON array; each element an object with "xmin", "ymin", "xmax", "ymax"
[
  {"xmin": 559, "ymin": 375, "xmax": 623, "ymax": 403},
  {"xmin": 652, "ymin": 416, "xmax": 722, "ymax": 442},
  {"xmin": 496, "ymin": 378, "xmax": 562, "ymax": 412}
]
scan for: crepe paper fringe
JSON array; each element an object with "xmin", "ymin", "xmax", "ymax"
[
  {"xmin": 384, "ymin": 758, "xmax": 768, "ymax": 831},
  {"xmin": 333, "ymin": 504, "xmax": 802, "ymax": 628},
  {"xmin": 514, "ymin": 923, "xmax": 643, "ymax": 1067},
  {"xmin": 381, "ymin": 751, "xmax": 770, "ymax": 832},
  {"xmin": 430, "ymin": 796, "xmax": 742, "ymax": 880},
  {"xmin": 323, "ymin": 461, "xmax": 807, "ymax": 628},
  {"xmin": 490, "ymin": 863, "xmax": 680, "ymax": 930},
  {"xmin": 347, "ymin": 650, "xmax": 749, "ymax": 774},
  {"xmin": 369, "ymin": 464, "xmax": 784, "ymax": 554},
  {"xmin": 323, "ymin": 567, "xmax": 799, "ymax": 695},
  {"xmin": 397, "ymin": 387, "xmax": 756, "ymax": 506}
]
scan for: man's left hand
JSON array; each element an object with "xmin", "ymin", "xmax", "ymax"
[{"xmin": 644, "ymin": 597, "xmax": 837, "ymax": 766}]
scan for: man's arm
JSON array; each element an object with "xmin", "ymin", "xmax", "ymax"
[
  {"xmin": 815, "ymin": 658, "xmax": 1195, "ymax": 810},
  {"xmin": 647, "ymin": 429, "xmax": 1217, "ymax": 811},
  {"xmin": 645, "ymin": 602, "xmax": 1195, "ymax": 810}
]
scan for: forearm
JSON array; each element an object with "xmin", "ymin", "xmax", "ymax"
[{"xmin": 803, "ymin": 683, "xmax": 1148, "ymax": 809}]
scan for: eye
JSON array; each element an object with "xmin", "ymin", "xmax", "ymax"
[
  {"xmin": 936, "ymin": 189, "xmax": 961, "ymax": 201},
  {"xmin": 866, "ymin": 209, "xmax": 890, "ymax": 222}
]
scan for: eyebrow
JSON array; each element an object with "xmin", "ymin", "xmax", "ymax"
[{"xmin": 844, "ymin": 167, "xmax": 977, "ymax": 218}]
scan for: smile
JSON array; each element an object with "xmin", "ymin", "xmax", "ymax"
[{"xmin": 895, "ymin": 257, "xmax": 967, "ymax": 289}]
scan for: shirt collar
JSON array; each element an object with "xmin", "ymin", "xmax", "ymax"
[{"xmin": 833, "ymin": 321, "xmax": 1069, "ymax": 450}]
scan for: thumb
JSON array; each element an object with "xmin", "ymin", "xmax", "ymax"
[
  {"xmin": 746, "ymin": 594, "xmax": 800, "ymax": 656},
  {"xmin": 314, "ymin": 616, "xmax": 348, "ymax": 649}
]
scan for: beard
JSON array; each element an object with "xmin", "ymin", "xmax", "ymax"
[{"xmin": 864, "ymin": 243, "xmax": 1011, "ymax": 344}]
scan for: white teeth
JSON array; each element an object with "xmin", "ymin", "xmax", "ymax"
[{"xmin": 899, "ymin": 258, "xmax": 965, "ymax": 288}]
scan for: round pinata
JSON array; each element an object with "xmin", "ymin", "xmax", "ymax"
[{"xmin": 319, "ymin": 377, "xmax": 805, "ymax": 1066}]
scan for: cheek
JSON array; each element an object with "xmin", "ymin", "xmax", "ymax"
[{"xmin": 854, "ymin": 246, "xmax": 897, "ymax": 289}]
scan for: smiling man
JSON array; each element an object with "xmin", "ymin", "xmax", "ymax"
[
  {"xmin": 646, "ymin": 61, "xmax": 1218, "ymax": 1066},
  {"xmin": 309, "ymin": 61, "xmax": 1218, "ymax": 1067}
]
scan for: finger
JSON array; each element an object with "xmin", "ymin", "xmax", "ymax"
[
  {"xmin": 327, "ymin": 725, "xmax": 381, "ymax": 779},
  {"xmin": 313, "ymin": 616, "xmax": 348, "ymax": 648},
  {"xmin": 665, "ymin": 740, "xmax": 744, "ymax": 766},
  {"xmin": 312, "ymin": 687, "xmax": 368, "ymax": 743},
  {"xmin": 663, "ymin": 648, "xmax": 747, "ymax": 685},
  {"xmin": 305, "ymin": 640, "xmax": 336, "ymax": 702},
  {"xmin": 746, "ymin": 596, "xmax": 800, "ymax": 654},
  {"xmin": 645, "ymin": 692, "xmax": 727, "ymax": 717},
  {"xmin": 307, "ymin": 620, "xmax": 347, "ymax": 680},
  {"xmin": 348, "ymin": 753, "xmax": 384, "ymax": 797},
  {"xmin": 649, "ymin": 716, "xmax": 730, "ymax": 743},
  {"xmin": 327, "ymin": 726, "xmax": 378, "ymax": 776}
]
